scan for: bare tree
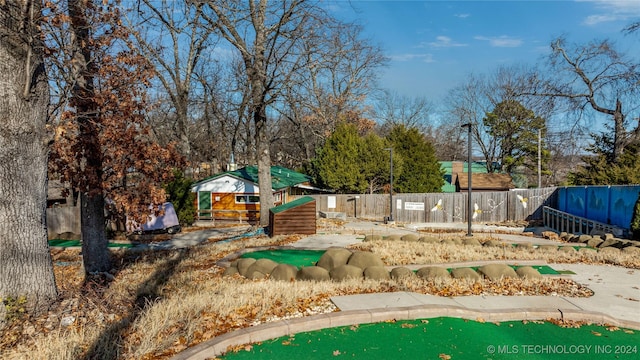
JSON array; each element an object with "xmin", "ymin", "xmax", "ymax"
[
  {"xmin": 373, "ymin": 89, "xmax": 432, "ymax": 136},
  {"xmin": 0, "ymin": 0, "xmax": 57, "ymax": 311},
  {"xmin": 528, "ymin": 37, "xmax": 640, "ymax": 162},
  {"xmin": 277, "ymin": 21, "xmax": 386, "ymax": 168},
  {"xmin": 201, "ymin": 0, "xmax": 333, "ymax": 225},
  {"xmin": 125, "ymin": 0, "xmax": 215, "ymax": 161}
]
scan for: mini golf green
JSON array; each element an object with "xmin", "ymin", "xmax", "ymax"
[
  {"xmin": 239, "ymin": 249, "xmax": 560, "ymax": 274},
  {"xmin": 240, "ymin": 249, "xmax": 325, "ymax": 268},
  {"xmin": 219, "ymin": 317, "xmax": 639, "ymax": 359},
  {"xmin": 48, "ymin": 239, "xmax": 134, "ymax": 248}
]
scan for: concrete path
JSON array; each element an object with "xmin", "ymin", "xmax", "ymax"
[{"xmin": 170, "ymin": 221, "xmax": 640, "ymax": 360}]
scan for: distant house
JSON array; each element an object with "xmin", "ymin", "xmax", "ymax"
[
  {"xmin": 454, "ymin": 173, "xmax": 515, "ymax": 192},
  {"xmin": 439, "ymin": 161, "xmax": 488, "ymax": 193},
  {"xmin": 191, "ymin": 165, "xmax": 322, "ymax": 221}
]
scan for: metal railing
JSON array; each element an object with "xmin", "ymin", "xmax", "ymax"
[{"xmin": 542, "ymin": 206, "xmax": 626, "ymax": 237}]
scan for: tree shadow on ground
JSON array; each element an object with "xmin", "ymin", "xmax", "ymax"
[{"xmin": 80, "ymin": 247, "xmax": 191, "ymax": 360}]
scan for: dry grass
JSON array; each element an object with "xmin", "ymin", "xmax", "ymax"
[
  {"xmin": 0, "ymin": 229, "xmax": 635, "ymax": 360},
  {"xmin": 351, "ymin": 236, "xmax": 640, "ymax": 269}
]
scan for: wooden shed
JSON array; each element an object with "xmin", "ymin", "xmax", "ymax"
[{"xmin": 268, "ymin": 196, "xmax": 316, "ymax": 236}]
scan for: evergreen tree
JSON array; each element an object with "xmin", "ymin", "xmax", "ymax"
[
  {"xmin": 568, "ymin": 133, "xmax": 640, "ymax": 185},
  {"xmin": 164, "ymin": 170, "xmax": 196, "ymax": 226},
  {"xmin": 311, "ymin": 123, "xmax": 367, "ymax": 193},
  {"xmin": 359, "ymin": 133, "xmax": 402, "ymax": 194},
  {"xmin": 387, "ymin": 125, "xmax": 443, "ymax": 193}
]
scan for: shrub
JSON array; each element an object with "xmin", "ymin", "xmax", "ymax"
[
  {"xmin": 164, "ymin": 170, "xmax": 196, "ymax": 226},
  {"xmin": 631, "ymin": 192, "xmax": 640, "ymax": 240}
]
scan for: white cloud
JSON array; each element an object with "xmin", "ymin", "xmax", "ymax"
[
  {"xmin": 428, "ymin": 36, "xmax": 467, "ymax": 48},
  {"xmin": 579, "ymin": 0, "xmax": 640, "ymax": 25},
  {"xmin": 390, "ymin": 53, "xmax": 435, "ymax": 63},
  {"xmin": 455, "ymin": 13, "xmax": 470, "ymax": 19},
  {"xmin": 474, "ymin": 35, "xmax": 523, "ymax": 48}
]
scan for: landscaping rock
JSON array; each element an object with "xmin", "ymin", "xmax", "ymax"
[
  {"xmin": 599, "ymin": 238, "xmax": 622, "ymax": 249},
  {"xmin": 450, "ymin": 267, "xmax": 481, "ymax": 281},
  {"xmin": 270, "ymin": 264, "xmax": 298, "ymax": 281},
  {"xmin": 541, "ymin": 231, "xmax": 559, "ymax": 241},
  {"xmin": 599, "ymin": 247, "xmax": 621, "ymax": 254},
  {"xmin": 246, "ymin": 258, "xmax": 279, "ymax": 276},
  {"xmin": 537, "ymin": 245, "xmax": 558, "ymax": 252},
  {"xmin": 516, "ymin": 243, "xmax": 532, "ymax": 249},
  {"xmin": 451, "ymin": 238, "xmax": 463, "ymax": 245},
  {"xmin": 515, "ymin": 266, "xmax": 542, "ymax": 279},
  {"xmin": 222, "ymin": 266, "xmax": 239, "ymax": 277},
  {"xmin": 390, "ymin": 267, "xmax": 415, "ymax": 279},
  {"xmin": 418, "ymin": 236, "xmax": 440, "ymax": 243},
  {"xmin": 478, "ymin": 264, "xmax": 518, "ymax": 281},
  {"xmin": 462, "ymin": 238, "xmax": 481, "ymax": 246},
  {"xmin": 364, "ymin": 266, "xmax": 391, "ymax": 281},
  {"xmin": 579, "ymin": 247, "xmax": 597, "ymax": 253},
  {"xmin": 347, "ymin": 251, "xmax": 385, "ymax": 269},
  {"xmin": 236, "ymin": 258, "xmax": 257, "ymax": 277},
  {"xmin": 316, "ymin": 248, "xmax": 353, "ymax": 271},
  {"xmin": 296, "ymin": 266, "xmax": 330, "ymax": 281},
  {"xmin": 416, "ymin": 266, "xmax": 450, "ymax": 279},
  {"xmin": 385, "ymin": 234, "xmax": 402, "ymax": 241},
  {"xmin": 401, "ymin": 234, "xmax": 420, "ymax": 242},
  {"xmin": 246, "ymin": 270, "xmax": 267, "ymax": 280},
  {"xmin": 586, "ymin": 238, "xmax": 603, "ymax": 248},
  {"xmin": 330, "ymin": 264, "xmax": 363, "ymax": 281},
  {"xmin": 440, "ymin": 239, "xmax": 455, "ymax": 245},
  {"xmin": 363, "ymin": 234, "xmax": 383, "ymax": 242},
  {"xmin": 578, "ymin": 234, "xmax": 593, "ymax": 243},
  {"xmin": 623, "ymin": 246, "xmax": 640, "ymax": 254},
  {"xmin": 559, "ymin": 246, "xmax": 577, "ymax": 253}
]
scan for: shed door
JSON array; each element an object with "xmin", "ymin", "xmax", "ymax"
[{"xmin": 198, "ymin": 192, "xmax": 211, "ymax": 218}]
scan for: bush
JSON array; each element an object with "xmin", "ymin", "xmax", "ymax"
[
  {"xmin": 164, "ymin": 170, "xmax": 196, "ymax": 226},
  {"xmin": 631, "ymin": 192, "xmax": 640, "ymax": 240}
]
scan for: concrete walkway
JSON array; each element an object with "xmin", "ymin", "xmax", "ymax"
[{"xmin": 170, "ymin": 221, "xmax": 640, "ymax": 360}]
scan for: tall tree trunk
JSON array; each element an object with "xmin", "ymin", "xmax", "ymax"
[
  {"xmin": 69, "ymin": 0, "xmax": 111, "ymax": 274},
  {"xmin": 0, "ymin": 0, "xmax": 58, "ymax": 311},
  {"xmin": 255, "ymin": 104, "xmax": 273, "ymax": 226}
]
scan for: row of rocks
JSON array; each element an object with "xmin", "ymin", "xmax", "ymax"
[
  {"xmin": 223, "ymin": 248, "xmax": 542, "ymax": 282},
  {"xmin": 365, "ymin": 232, "xmax": 640, "ymax": 254},
  {"xmin": 558, "ymin": 232, "xmax": 640, "ymax": 253}
]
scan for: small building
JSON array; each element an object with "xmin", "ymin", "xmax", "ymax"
[
  {"xmin": 269, "ymin": 196, "xmax": 316, "ymax": 236},
  {"xmin": 439, "ymin": 161, "xmax": 488, "ymax": 193},
  {"xmin": 191, "ymin": 165, "xmax": 319, "ymax": 222},
  {"xmin": 454, "ymin": 173, "xmax": 515, "ymax": 192}
]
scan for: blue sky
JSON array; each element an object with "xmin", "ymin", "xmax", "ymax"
[{"xmin": 334, "ymin": 0, "xmax": 640, "ymax": 103}]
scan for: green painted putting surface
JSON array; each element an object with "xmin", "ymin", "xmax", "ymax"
[
  {"xmin": 220, "ymin": 317, "xmax": 639, "ymax": 359},
  {"xmin": 48, "ymin": 239, "xmax": 134, "ymax": 248},
  {"xmin": 240, "ymin": 249, "xmax": 325, "ymax": 268}
]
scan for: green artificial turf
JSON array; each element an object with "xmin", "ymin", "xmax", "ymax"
[
  {"xmin": 48, "ymin": 239, "xmax": 134, "ymax": 248},
  {"xmin": 240, "ymin": 249, "xmax": 326, "ymax": 268},
  {"xmin": 220, "ymin": 317, "xmax": 639, "ymax": 359}
]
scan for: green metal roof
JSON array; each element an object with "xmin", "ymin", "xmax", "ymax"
[
  {"xmin": 270, "ymin": 196, "xmax": 315, "ymax": 214},
  {"xmin": 192, "ymin": 165, "xmax": 312, "ymax": 191},
  {"xmin": 439, "ymin": 161, "xmax": 489, "ymax": 175},
  {"xmin": 439, "ymin": 161, "xmax": 489, "ymax": 193}
]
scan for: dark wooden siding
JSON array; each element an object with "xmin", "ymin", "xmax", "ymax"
[{"xmin": 269, "ymin": 199, "xmax": 316, "ymax": 236}]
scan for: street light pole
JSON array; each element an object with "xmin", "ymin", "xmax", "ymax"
[
  {"xmin": 461, "ymin": 123, "xmax": 472, "ymax": 236},
  {"xmin": 384, "ymin": 148, "xmax": 394, "ymax": 222}
]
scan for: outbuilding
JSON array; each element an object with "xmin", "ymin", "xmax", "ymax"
[{"xmin": 191, "ymin": 166, "xmax": 318, "ymax": 222}]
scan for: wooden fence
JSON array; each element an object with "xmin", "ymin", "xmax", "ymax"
[{"xmin": 308, "ymin": 187, "xmax": 558, "ymax": 224}]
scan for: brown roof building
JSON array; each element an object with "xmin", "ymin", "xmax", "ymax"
[{"xmin": 454, "ymin": 173, "xmax": 515, "ymax": 192}]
